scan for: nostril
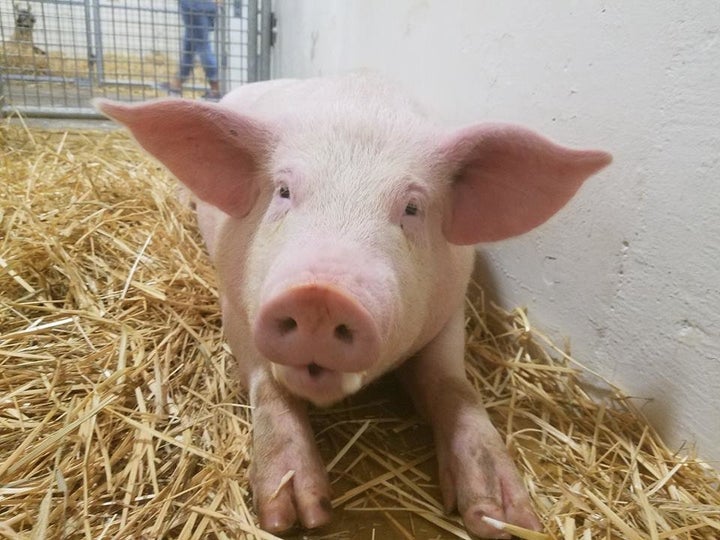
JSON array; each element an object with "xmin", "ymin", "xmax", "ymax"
[
  {"xmin": 334, "ymin": 324, "xmax": 353, "ymax": 344},
  {"xmin": 277, "ymin": 317, "xmax": 297, "ymax": 335},
  {"xmin": 307, "ymin": 362, "xmax": 323, "ymax": 378}
]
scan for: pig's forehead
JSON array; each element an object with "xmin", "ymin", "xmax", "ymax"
[
  {"xmin": 269, "ymin": 140, "xmax": 440, "ymax": 197},
  {"xmin": 269, "ymin": 114, "xmax": 440, "ymax": 181}
]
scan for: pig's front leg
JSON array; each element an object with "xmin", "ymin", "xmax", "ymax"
[
  {"xmin": 248, "ymin": 375, "xmax": 332, "ymax": 532},
  {"xmin": 222, "ymin": 300, "xmax": 332, "ymax": 533},
  {"xmin": 398, "ymin": 308, "xmax": 542, "ymax": 539}
]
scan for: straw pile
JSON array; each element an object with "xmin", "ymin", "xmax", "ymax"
[
  {"xmin": 1, "ymin": 121, "xmax": 718, "ymax": 540},
  {"xmin": 1, "ymin": 45, "xmax": 207, "ymax": 100},
  {"xmin": 0, "ymin": 50, "xmax": 176, "ymax": 80},
  {"xmin": 1, "ymin": 41, "xmax": 50, "ymax": 75}
]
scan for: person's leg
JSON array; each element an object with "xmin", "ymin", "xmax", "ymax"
[
  {"xmin": 194, "ymin": 7, "xmax": 220, "ymax": 97},
  {"xmin": 170, "ymin": 3, "xmax": 199, "ymax": 92}
]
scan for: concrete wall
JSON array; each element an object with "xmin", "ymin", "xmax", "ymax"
[{"xmin": 270, "ymin": 1, "xmax": 720, "ymax": 464}]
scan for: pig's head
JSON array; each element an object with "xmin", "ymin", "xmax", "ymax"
[{"xmin": 96, "ymin": 92, "xmax": 610, "ymax": 406}]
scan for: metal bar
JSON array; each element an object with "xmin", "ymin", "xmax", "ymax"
[
  {"xmin": 83, "ymin": 0, "xmax": 95, "ymax": 86},
  {"xmin": 92, "ymin": 0, "xmax": 104, "ymax": 85},
  {"xmin": 1, "ymin": 105, "xmax": 105, "ymax": 119},
  {"xmin": 36, "ymin": 1, "xmax": 52, "ymax": 106},
  {"xmin": 259, "ymin": 0, "xmax": 271, "ymax": 81},
  {"xmin": 4, "ymin": 74, "xmax": 75, "ymax": 84},
  {"xmin": 0, "ymin": 3, "xmax": 7, "ymax": 107},
  {"xmin": 247, "ymin": 0, "xmax": 258, "ymax": 83},
  {"xmin": 67, "ymin": 0, "xmax": 84, "ymax": 106},
  {"xmin": 216, "ymin": 0, "xmax": 227, "ymax": 94}
]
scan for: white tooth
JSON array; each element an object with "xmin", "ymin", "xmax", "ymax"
[{"xmin": 340, "ymin": 372, "xmax": 364, "ymax": 394}]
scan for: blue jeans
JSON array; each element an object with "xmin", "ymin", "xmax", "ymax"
[{"xmin": 178, "ymin": 0, "xmax": 218, "ymax": 83}]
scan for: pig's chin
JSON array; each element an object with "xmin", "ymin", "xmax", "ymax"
[{"xmin": 270, "ymin": 364, "xmax": 365, "ymax": 407}]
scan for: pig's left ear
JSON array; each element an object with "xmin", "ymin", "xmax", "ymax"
[
  {"xmin": 94, "ymin": 98, "xmax": 273, "ymax": 218},
  {"xmin": 439, "ymin": 124, "xmax": 612, "ymax": 245}
]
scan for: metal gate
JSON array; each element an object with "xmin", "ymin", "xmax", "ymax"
[{"xmin": 0, "ymin": 0, "xmax": 273, "ymax": 118}]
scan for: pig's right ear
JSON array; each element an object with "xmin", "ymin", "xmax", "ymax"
[{"xmin": 94, "ymin": 98, "xmax": 273, "ymax": 218}]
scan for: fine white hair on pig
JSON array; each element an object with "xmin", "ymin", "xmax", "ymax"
[{"xmin": 95, "ymin": 73, "xmax": 611, "ymax": 538}]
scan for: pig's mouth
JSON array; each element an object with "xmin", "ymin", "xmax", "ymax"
[{"xmin": 271, "ymin": 363, "xmax": 365, "ymax": 407}]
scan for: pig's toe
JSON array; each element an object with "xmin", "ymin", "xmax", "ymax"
[
  {"xmin": 463, "ymin": 504, "xmax": 510, "ymax": 539},
  {"xmin": 252, "ymin": 459, "xmax": 332, "ymax": 533},
  {"xmin": 501, "ymin": 490, "xmax": 543, "ymax": 532},
  {"xmin": 256, "ymin": 489, "xmax": 296, "ymax": 533},
  {"xmin": 460, "ymin": 490, "xmax": 541, "ymax": 538},
  {"xmin": 455, "ymin": 476, "xmax": 509, "ymax": 539},
  {"xmin": 458, "ymin": 488, "xmax": 541, "ymax": 539},
  {"xmin": 454, "ymin": 455, "xmax": 542, "ymax": 538},
  {"xmin": 296, "ymin": 487, "xmax": 332, "ymax": 529},
  {"xmin": 254, "ymin": 475, "xmax": 331, "ymax": 532}
]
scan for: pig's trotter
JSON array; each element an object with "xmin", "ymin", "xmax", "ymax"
[
  {"xmin": 432, "ymin": 387, "xmax": 542, "ymax": 538},
  {"xmin": 398, "ymin": 309, "xmax": 542, "ymax": 539},
  {"xmin": 249, "ymin": 378, "xmax": 332, "ymax": 533}
]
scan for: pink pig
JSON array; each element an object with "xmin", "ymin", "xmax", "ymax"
[{"xmin": 96, "ymin": 74, "xmax": 610, "ymax": 539}]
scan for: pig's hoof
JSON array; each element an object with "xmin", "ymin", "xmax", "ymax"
[
  {"xmin": 256, "ymin": 480, "xmax": 332, "ymax": 533},
  {"xmin": 250, "ymin": 414, "xmax": 332, "ymax": 532},
  {"xmin": 437, "ymin": 415, "xmax": 542, "ymax": 539}
]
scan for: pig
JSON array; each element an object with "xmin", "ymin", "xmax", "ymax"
[{"xmin": 95, "ymin": 74, "xmax": 611, "ymax": 539}]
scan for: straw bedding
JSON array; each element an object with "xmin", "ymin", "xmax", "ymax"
[
  {"xmin": 2, "ymin": 32, "xmax": 171, "ymax": 79},
  {"xmin": 1, "ymin": 42, "xmax": 210, "ymax": 100},
  {"xmin": 1, "ymin": 121, "xmax": 718, "ymax": 539}
]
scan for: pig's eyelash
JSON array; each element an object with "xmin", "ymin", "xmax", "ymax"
[
  {"xmin": 404, "ymin": 201, "xmax": 419, "ymax": 216},
  {"xmin": 399, "ymin": 180, "xmax": 428, "ymax": 219}
]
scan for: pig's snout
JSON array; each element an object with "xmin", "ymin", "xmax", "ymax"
[{"xmin": 254, "ymin": 285, "xmax": 381, "ymax": 376}]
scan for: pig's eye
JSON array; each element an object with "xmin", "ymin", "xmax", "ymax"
[
  {"xmin": 278, "ymin": 185, "xmax": 291, "ymax": 199},
  {"xmin": 396, "ymin": 185, "xmax": 427, "ymax": 233},
  {"xmin": 404, "ymin": 201, "xmax": 419, "ymax": 216}
]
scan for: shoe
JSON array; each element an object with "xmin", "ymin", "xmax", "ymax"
[
  {"xmin": 159, "ymin": 82, "xmax": 182, "ymax": 97},
  {"xmin": 201, "ymin": 90, "xmax": 222, "ymax": 102}
]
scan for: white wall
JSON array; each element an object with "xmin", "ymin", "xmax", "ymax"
[{"xmin": 270, "ymin": 1, "xmax": 720, "ymax": 464}]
